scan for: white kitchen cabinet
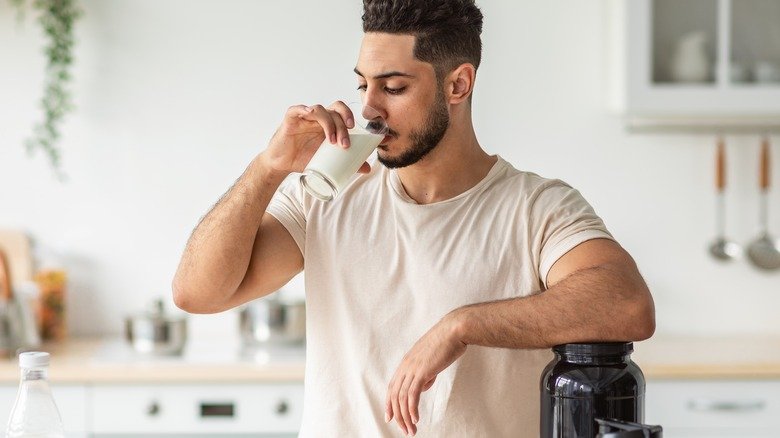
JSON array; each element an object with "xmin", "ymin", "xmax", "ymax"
[
  {"xmin": 0, "ymin": 384, "xmax": 88, "ymax": 437},
  {"xmin": 1, "ymin": 382, "xmax": 302, "ymax": 437},
  {"xmin": 90, "ymin": 383, "xmax": 303, "ymax": 436},
  {"xmin": 646, "ymin": 379, "xmax": 780, "ymax": 437},
  {"xmin": 608, "ymin": 0, "xmax": 780, "ymax": 131}
]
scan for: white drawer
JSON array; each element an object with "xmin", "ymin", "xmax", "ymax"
[
  {"xmin": 647, "ymin": 380, "xmax": 779, "ymax": 432},
  {"xmin": 90, "ymin": 383, "xmax": 303, "ymax": 434},
  {"xmin": 0, "ymin": 384, "xmax": 88, "ymax": 433}
]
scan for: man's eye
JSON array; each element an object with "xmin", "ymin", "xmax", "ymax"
[
  {"xmin": 385, "ymin": 87, "xmax": 406, "ymax": 95},
  {"xmin": 356, "ymin": 85, "xmax": 405, "ymax": 95}
]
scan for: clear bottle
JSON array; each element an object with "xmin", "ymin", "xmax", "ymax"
[{"xmin": 5, "ymin": 351, "xmax": 65, "ymax": 438}]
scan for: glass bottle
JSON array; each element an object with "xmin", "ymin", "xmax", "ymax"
[{"xmin": 5, "ymin": 351, "xmax": 65, "ymax": 438}]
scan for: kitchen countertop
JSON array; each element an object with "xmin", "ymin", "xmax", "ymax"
[
  {"xmin": 2, "ymin": 335, "xmax": 779, "ymax": 384},
  {"xmin": 633, "ymin": 335, "xmax": 780, "ymax": 379},
  {"xmin": 0, "ymin": 337, "xmax": 306, "ymax": 384}
]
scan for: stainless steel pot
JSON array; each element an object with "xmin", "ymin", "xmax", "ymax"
[
  {"xmin": 125, "ymin": 299, "xmax": 187, "ymax": 355},
  {"xmin": 239, "ymin": 296, "xmax": 305, "ymax": 346}
]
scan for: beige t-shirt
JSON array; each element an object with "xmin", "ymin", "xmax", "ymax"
[{"xmin": 267, "ymin": 155, "xmax": 613, "ymax": 437}]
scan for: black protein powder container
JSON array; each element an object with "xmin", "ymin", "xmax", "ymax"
[{"xmin": 540, "ymin": 342, "xmax": 645, "ymax": 438}]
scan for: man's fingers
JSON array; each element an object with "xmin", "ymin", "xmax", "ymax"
[
  {"xmin": 385, "ymin": 379, "xmax": 395, "ymax": 424},
  {"xmin": 398, "ymin": 375, "xmax": 416, "ymax": 435},
  {"xmin": 329, "ymin": 109, "xmax": 351, "ymax": 149},
  {"xmin": 285, "ymin": 104, "xmax": 311, "ymax": 118},
  {"xmin": 326, "ymin": 101, "xmax": 352, "ymax": 148},
  {"xmin": 300, "ymin": 104, "xmax": 337, "ymax": 145},
  {"xmin": 288, "ymin": 102, "xmax": 356, "ymax": 149},
  {"xmin": 389, "ymin": 373, "xmax": 407, "ymax": 435},
  {"xmin": 391, "ymin": 385, "xmax": 406, "ymax": 435},
  {"xmin": 328, "ymin": 100, "xmax": 354, "ymax": 129},
  {"xmin": 385, "ymin": 397, "xmax": 393, "ymax": 423},
  {"xmin": 408, "ymin": 378, "xmax": 423, "ymax": 426}
]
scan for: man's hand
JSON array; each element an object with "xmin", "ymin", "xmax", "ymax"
[
  {"xmin": 260, "ymin": 101, "xmax": 371, "ymax": 179},
  {"xmin": 385, "ymin": 313, "xmax": 467, "ymax": 436}
]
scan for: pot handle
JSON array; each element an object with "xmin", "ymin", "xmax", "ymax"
[{"xmin": 0, "ymin": 249, "xmax": 12, "ymax": 301}]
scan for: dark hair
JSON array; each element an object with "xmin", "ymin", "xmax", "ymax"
[{"xmin": 362, "ymin": 0, "xmax": 483, "ymax": 79}]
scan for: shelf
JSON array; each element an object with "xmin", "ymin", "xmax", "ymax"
[{"xmin": 626, "ymin": 114, "xmax": 780, "ymax": 134}]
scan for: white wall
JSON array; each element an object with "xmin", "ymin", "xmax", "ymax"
[{"xmin": 1, "ymin": 0, "xmax": 778, "ymax": 340}]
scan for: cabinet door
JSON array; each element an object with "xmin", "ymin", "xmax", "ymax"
[
  {"xmin": 0, "ymin": 384, "xmax": 88, "ymax": 434},
  {"xmin": 611, "ymin": 0, "xmax": 780, "ymax": 122},
  {"xmin": 646, "ymin": 379, "xmax": 780, "ymax": 436},
  {"xmin": 90, "ymin": 383, "xmax": 304, "ymax": 434}
]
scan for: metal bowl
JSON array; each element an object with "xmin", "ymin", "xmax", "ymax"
[
  {"xmin": 125, "ymin": 300, "xmax": 187, "ymax": 356},
  {"xmin": 239, "ymin": 297, "xmax": 305, "ymax": 346}
]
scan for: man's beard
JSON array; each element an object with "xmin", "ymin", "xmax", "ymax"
[{"xmin": 377, "ymin": 89, "xmax": 449, "ymax": 169}]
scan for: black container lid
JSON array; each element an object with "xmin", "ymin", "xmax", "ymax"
[
  {"xmin": 554, "ymin": 342, "xmax": 633, "ymax": 357},
  {"xmin": 596, "ymin": 419, "xmax": 663, "ymax": 438}
]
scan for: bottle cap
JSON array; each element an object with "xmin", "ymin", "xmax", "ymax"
[
  {"xmin": 18, "ymin": 351, "xmax": 50, "ymax": 368},
  {"xmin": 554, "ymin": 342, "xmax": 634, "ymax": 357}
]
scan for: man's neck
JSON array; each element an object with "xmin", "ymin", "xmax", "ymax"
[{"xmin": 395, "ymin": 122, "xmax": 496, "ymax": 205}]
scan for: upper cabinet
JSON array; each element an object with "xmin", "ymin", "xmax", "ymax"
[{"xmin": 608, "ymin": 0, "xmax": 780, "ymax": 132}]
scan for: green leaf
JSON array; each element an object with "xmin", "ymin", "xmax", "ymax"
[{"xmin": 16, "ymin": 0, "xmax": 83, "ymax": 179}]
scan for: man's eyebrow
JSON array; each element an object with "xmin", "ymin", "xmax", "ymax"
[{"xmin": 354, "ymin": 67, "xmax": 415, "ymax": 79}]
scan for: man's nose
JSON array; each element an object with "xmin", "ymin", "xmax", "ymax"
[
  {"xmin": 361, "ymin": 103, "xmax": 385, "ymax": 123},
  {"xmin": 362, "ymin": 92, "xmax": 388, "ymax": 120}
]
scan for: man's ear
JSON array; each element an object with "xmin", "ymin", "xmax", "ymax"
[{"xmin": 446, "ymin": 63, "xmax": 476, "ymax": 104}]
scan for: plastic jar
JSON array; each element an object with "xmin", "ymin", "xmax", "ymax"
[{"xmin": 540, "ymin": 342, "xmax": 645, "ymax": 437}]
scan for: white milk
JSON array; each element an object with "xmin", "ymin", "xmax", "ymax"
[{"xmin": 300, "ymin": 127, "xmax": 384, "ymax": 201}]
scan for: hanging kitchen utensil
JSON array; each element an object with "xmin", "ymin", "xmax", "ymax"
[
  {"xmin": 746, "ymin": 136, "xmax": 780, "ymax": 270},
  {"xmin": 708, "ymin": 137, "xmax": 741, "ymax": 261}
]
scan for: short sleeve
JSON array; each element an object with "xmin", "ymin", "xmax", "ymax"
[
  {"xmin": 528, "ymin": 181, "xmax": 614, "ymax": 289},
  {"xmin": 266, "ymin": 175, "xmax": 307, "ymax": 257}
]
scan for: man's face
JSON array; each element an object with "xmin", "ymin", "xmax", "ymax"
[{"xmin": 355, "ymin": 33, "xmax": 450, "ymax": 169}]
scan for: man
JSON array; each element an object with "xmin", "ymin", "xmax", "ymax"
[{"xmin": 172, "ymin": 0, "xmax": 656, "ymax": 436}]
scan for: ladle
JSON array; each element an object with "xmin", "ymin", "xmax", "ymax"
[
  {"xmin": 746, "ymin": 136, "xmax": 780, "ymax": 270},
  {"xmin": 708, "ymin": 137, "xmax": 741, "ymax": 261}
]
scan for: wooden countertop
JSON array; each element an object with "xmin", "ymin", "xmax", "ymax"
[
  {"xmin": 0, "ymin": 338, "xmax": 306, "ymax": 384},
  {"xmin": 633, "ymin": 335, "xmax": 780, "ymax": 379},
  {"xmin": 2, "ymin": 335, "xmax": 778, "ymax": 384}
]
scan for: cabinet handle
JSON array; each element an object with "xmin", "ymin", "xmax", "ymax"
[
  {"xmin": 275, "ymin": 400, "xmax": 289, "ymax": 416},
  {"xmin": 200, "ymin": 402, "xmax": 235, "ymax": 418},
  {"xmin": 147, "ymin": 401, "xmax": 161, "ymax": 417},
  {"xmin": 688, "ymin": 398, "xmax": 766, "ymax": 412}
]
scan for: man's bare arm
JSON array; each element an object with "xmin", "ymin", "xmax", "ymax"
[
  {"xmin": 455, "ymin": 238, "xmax": 655, "ymax": 348},
  {"xmin": 172, "ymin": 102, "xmax": 367, "ymax": 314},
  {"xmin": 385, "ymin": 238, "xmax": 655, "ymax": 434},
  {"xmin": 172, "ymin": 156, "xmax": 302, "ymax": 314}
]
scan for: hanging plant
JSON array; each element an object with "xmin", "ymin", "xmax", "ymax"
[{"xmin": 10, "ymin": 0, "xmax": 82, "ymax": 180}]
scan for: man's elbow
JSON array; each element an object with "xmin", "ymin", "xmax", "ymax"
[
  {"xmin": 171, "ymin": 276, "xmax": 222, "ymax": 314},
  {"xmin": 172, "ymin": 277, "xmax": 198, "ymax": 313},
  {"xmin": 626, "ymin": 289, "xmax": 656, "ymax": 341}
]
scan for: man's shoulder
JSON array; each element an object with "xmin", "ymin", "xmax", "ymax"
[{"xmin": 493, "ymin": 157, "xmax": 572, "ymax": 200}]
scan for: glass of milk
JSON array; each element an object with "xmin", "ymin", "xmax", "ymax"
[{"xmin": 300, "ymin": 103, "xmax": 388, "ymax": 201}]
